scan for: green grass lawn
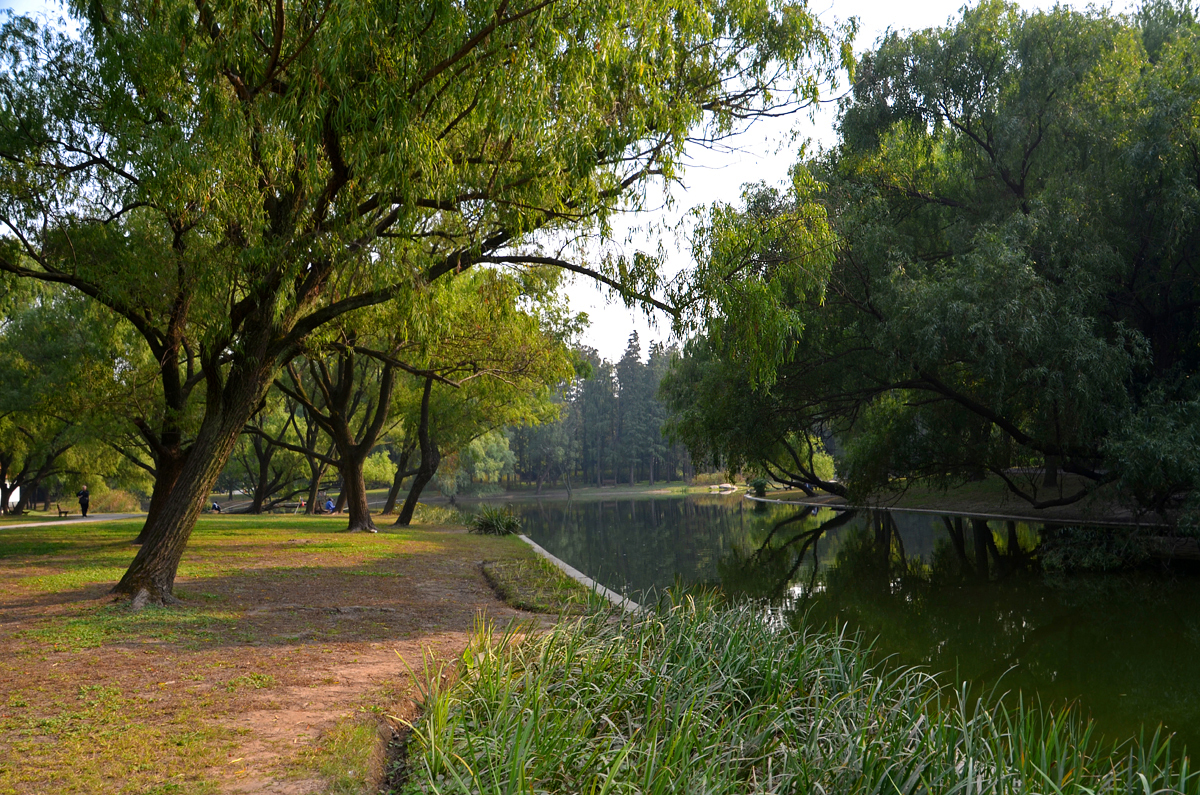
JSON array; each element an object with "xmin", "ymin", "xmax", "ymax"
[{"xmin": 0, "ymin": 511, "xmax": 588, "ymax": 794}]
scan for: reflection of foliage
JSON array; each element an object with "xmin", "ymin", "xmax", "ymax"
[
  {"xmin": 719, "ymin": 509, "xmax": 857, "ymax": 601},
  {"xmin": 1038, "ymin": 526, "xmax": 1150, "ymax": 573}
]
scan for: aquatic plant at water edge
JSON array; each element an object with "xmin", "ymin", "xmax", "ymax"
[
  {"xmin": 468, "ymin": 505, "xmax": 521, "ymax": 535},
  {"xmin": 404, "ymin": 596, "xmax": 1196, "ymax": 794}
]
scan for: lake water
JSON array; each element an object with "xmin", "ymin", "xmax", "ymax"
[{"xmin": 510, "ymin": 492, "xmax": 1200, "ymax": 752}]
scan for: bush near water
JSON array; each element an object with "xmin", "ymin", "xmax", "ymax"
[
  {"xmin": 404, "ymin": 595, "xmax": 1196, "ymax": 794},
  {"xmin": 468, "ymin": 505, "xmax": 522, "ymax": 536}
]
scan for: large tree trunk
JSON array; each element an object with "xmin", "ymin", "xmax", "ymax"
[
  {"xmin": 395, "ymin": 378, "xmax": 439, "ymax": 527},
  {"xmin": 0, "ymin": 482, "xmax": 14, "ymax": 515},
  {"xmin": 250, "ymin": 439, "xmax": 273, "ymax": 514},
  {"xmin": 114, "ymin": 360, "xmax": 272, "ymax": 606},
  {"xmin": 134, "ymin": 453, "xmax": 185, "ymax": 545},
  {"xmin": 336, "ymin": 451, "xmax": 376, "ymax": 532},
  {"xmin": 1043, "ymin": 455, "xmax": 1060, "ymax": 488}
]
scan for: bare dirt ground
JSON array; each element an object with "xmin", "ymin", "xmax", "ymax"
[{"xmin": 0, "ymin": 517, "xmax": 550, "ymax": 794}]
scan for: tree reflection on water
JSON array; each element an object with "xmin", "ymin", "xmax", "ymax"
[{"xmin": 513, "ymin": 494, "xmax": 1200, "ymax": 750}]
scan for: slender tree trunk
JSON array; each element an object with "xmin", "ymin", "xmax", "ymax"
[
  {"xmin": 941, "ymin": 516, "xmax": 972, "ymax": 574},
  {"xmin": 396, "ymin": 443, "xmax": 439, "ymax": 526},
  {"xmin": 648, "ymin": 457, "xmax": 654, "ymax": 487},
  {"xmin": 1006, "ymin": 520, "xmax": 1022, "ymax": 564},
  {"xmin": 333, "ymin": 486, "xmax": 347, "ymax": 514},
  {"xmin": 396, "ymin": 378, "xmax": 439, "ymax": 527},
  {"xmin": 250, "ymin": 442, "xmax": 273, "ymax": 514},
  {"xmin": 305, "ymin": 463, "xmax": 323, "ymax": 514},
  {"xmin": 382, "ymin": 442, "xmax": 415, "ymax": 515}
]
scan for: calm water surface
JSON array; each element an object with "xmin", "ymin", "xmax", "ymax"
[{"xmin": 510, "ymin": 493, "xmax": 1200, "ymax": 751}]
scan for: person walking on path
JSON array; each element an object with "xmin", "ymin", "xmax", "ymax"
[{"xmin": 76, "ymin": 485, "xmax": 90, "ymax": 518}]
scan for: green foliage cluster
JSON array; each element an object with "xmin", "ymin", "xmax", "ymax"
[
  {"xmin": 1039, "ymin": 526, "xmax": 1152, "ymax": 573},
  {"xmin": 0, "ymin": 0, "xmax": 854, "ymax": 597},
  {"xmin": 405, "ymin": 596, "xmax": 1198, "ymax": 793},
  {"xmin": 666, "ymin": 0, "xmax": 1200, "ymax": 524}
]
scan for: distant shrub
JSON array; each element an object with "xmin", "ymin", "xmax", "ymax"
[
  {"xmin": 748, "ymin": 477, "xmax": 769, "ymax": 497},
  {"xmin": 88, "ymin": 489, "xmax": 142, "ymax": 513},
  {"xmin": 690, "ymin": 472, "xmax": 731, "ymax": 486},
  {"xmin": 469, "ymin": 505, "xmax": 521, "ymax": 535},
  {"xmin": 410, "ymin": 503, "xmax": 467, "ymax": 526}
]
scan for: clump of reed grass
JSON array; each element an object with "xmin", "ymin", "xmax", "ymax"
[
  {"xmin": 404, "ymin": 594, "xmax": 1196, "ymax": 794},
  {"xmin": 468, "ymin": 505, "xmax": 520, "ymax": 536}
]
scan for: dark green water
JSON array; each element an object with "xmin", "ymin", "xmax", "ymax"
[{"xmin": 511, "ymin": 493, "xmax": 1200, "ymax": 752}]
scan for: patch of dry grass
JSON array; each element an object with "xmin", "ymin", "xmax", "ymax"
[{"xmin": 0, "ymin": 510, "xmax": 545, "ymax": 794}]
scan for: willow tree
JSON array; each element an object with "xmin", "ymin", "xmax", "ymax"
[
  {"xmin": 666, "ymin": 1, "xmax": 1200, "ymax": 522},
  {"xmin": 0, "ymin": 0, "xmax": 852, "ymax": 603}
]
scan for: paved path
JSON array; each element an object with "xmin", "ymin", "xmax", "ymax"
[{"xmin": 0, "ymin": 513, "xmax": 142, "ymax": 530}]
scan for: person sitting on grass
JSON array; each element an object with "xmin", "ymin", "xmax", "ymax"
[
  {"xmin": 211, "ymin": 501, "xmax": 222, "ymax": 513},
  {"xmin": 324, "ymin": 498, "xmax": 336, "ymax": 514}
]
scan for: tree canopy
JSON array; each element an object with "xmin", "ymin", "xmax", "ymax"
[
  {"xmin": 0, "ymin": 0, "xmax": 852, "ymax": 602},
  {"xmin": 666, "ymin": 0, "xmax": 1200, "ymax": 527}
]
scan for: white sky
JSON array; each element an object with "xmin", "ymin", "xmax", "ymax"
[{"xmin": 2, "ymin": 0, "xmax": 1137, "ymax": 361}]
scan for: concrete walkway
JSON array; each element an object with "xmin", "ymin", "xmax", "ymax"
[{"xmin": 0, "ymin": 513, "xmax": 142, "ymax": 530}]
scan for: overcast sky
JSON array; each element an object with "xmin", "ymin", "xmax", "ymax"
[{"xmin": 2, "ymin": 0, "xmax": 1138, "ymax": 361}]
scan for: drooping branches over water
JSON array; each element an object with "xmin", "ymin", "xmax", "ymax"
[{"xmin": 666, "ymin": 1, "xmax": 1200, "ymax": 528}]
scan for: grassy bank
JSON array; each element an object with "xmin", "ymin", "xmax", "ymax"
[{"xmin": 403, "ymin": 595, "xmax": 1194, "ymax": 794}]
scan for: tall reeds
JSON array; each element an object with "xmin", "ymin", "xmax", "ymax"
[{"xmin": 404, "ymin": 594, "xmax": 1194, "ymax": 794}]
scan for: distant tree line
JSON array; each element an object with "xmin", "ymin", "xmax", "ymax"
[{"xmin": 509, "ymin": 334, "xmax": 698, "ymax": 493}]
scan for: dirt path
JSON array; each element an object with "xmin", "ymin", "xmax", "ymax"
[{"xmin": 0, "ymin": 519, "xmax": 549, "ymax": 794}]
